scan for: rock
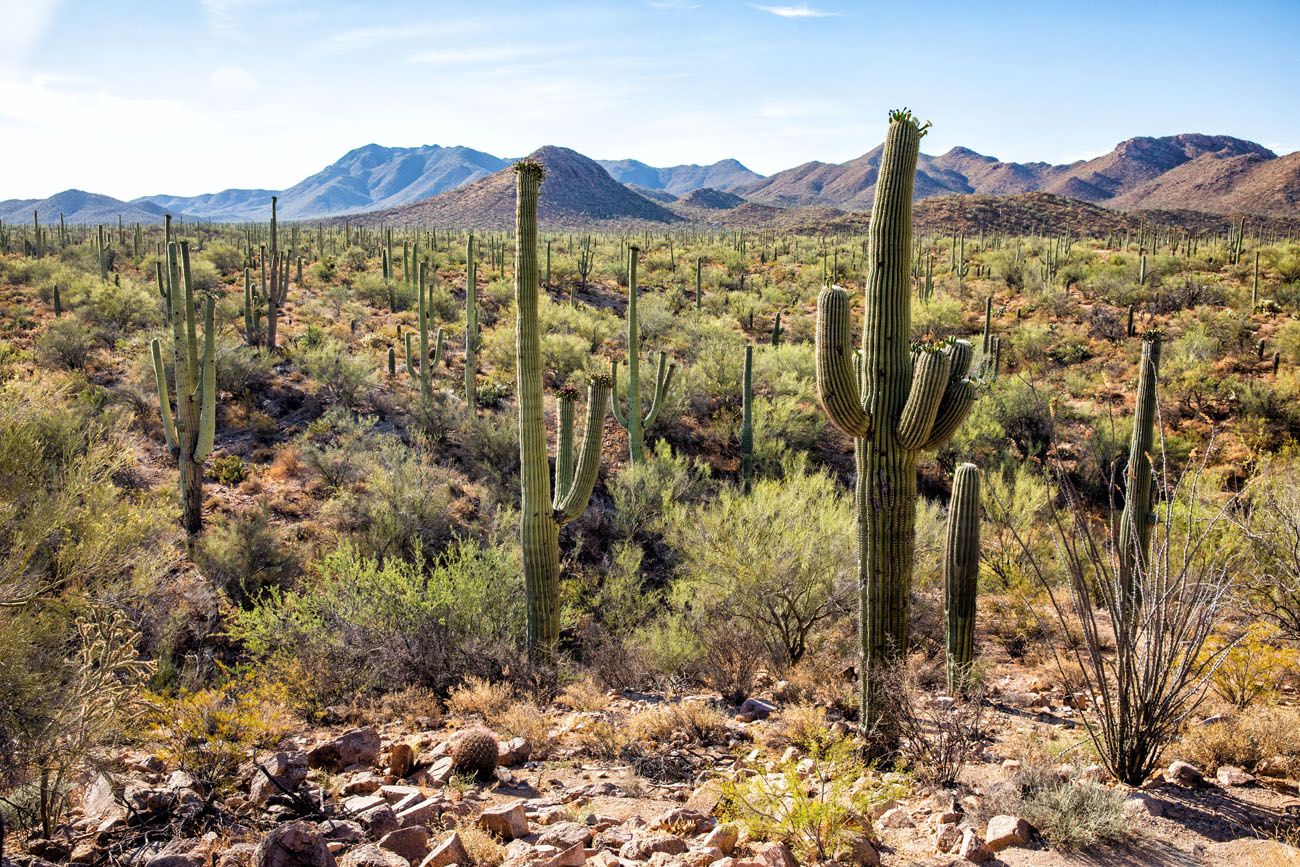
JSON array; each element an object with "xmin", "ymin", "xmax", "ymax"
[
  {"xmin": 754, "ymin": 842, "xmax": 796, "ymax": 867},
  {"xmin": 1256, "ymin": 755, "xmax": 1295, "ymax": 777},
  {"xmin": 535, "ymin": 822, "xmax": 590, "ymax": 850},
  {"xmin": 935, "ymin": 823, "xmax": 963, "ymax": 853},
  {"xmin": 683, "ymin": 846, "xmax": 724, "ymax": 867},
  {"xmin": 81, "ymin": 773, "xmax": 125, "ymax": 826},
  {"xmin": 1122, "ymin": 794, "xmax": 1165, "ymax": 818},
  {"xmin": 378, "ymin": 827, "xmax": 429, "ymax": 864},
  {"xmin": 70, "ymin": 840, "xmax": 102, "ymax": 864},
  {"xmin": 653, "ymin": 808, "xmax": 713, "ymax": 835},
  {"xmin": 147, "ymin": 854, "xmax": 206, "ymax": 867},
  {"xmin": 497, "ymin": 737, "xmax": 531, "ymax": 767},
  {"xmin": 843, "ymin": 836, "xmax": 880, "ymax": 866},
  {"xmin": 251, "ymin": 751, "xmax": 310, "ymax": 805},
  {"xmin": 337, "ymin": 844, "xmax": 407, "ymax": 867},
  {"xmin": 320, "ymin": 822, "xmax": 367, "ymax": 844},
  {"xmin": 1217, "ymin": 765, "xmax": 1255, "ymax": 787},
  {"xmin": 478, "ymin": 802, "xmax": 529, "ymax": 841},
  {"xmin": 984, "ymin": 815, "xmax": 1031, "ymax": 851},
  {"xmin": 417, "ymin": 833, "xmax": 468, "ymax": 867},
  {"xmin": 877, "ymin": 806, "xmax": 914, "ymax": 829},
  {"xmin": 253, "ymin": 821, "xmax": 337, "ymax": 867},
  {"xmin": 310, "ymin": 728, "xmax": 382, "ymax": 772},
  {"xmin": 1164, "ymin": 760, "xmax": 1205, "ymax": 787},
  {"xmin": 216, "ymin": 843, "xmax": 258, "ymax": 867},
  {"xmin": 389, "ymin": 743, "xmax": 416, "ymax": 779},
  {"xmin": 341, "ymin": 772, "xmax": 384, "ymax": 796},
  {"xmin": 27, "ymin": 840, "xmax": 72, "ymax": 862},
  {"xmin": 958, "ymin": 829, "xmax": 992, "ymax": 863},
  {"xmin": 685, "ymin": 780, "xmax": 723, "ymax": 815},
  {"xmin": 396, "ymin": 799, "xmax": 445, "ymax": 830},
  {"xmin": 737, "ymin": 698, "xmax": 776, "ymax": 720},
  {"xmin": 619, "ymin": 834, "xmax": 689, "ymax": 861},
  {"xmin": 700, "ymin": 823, "xmax": 738, "ymax": 856}
]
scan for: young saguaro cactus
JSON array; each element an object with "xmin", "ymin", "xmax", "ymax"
[
  {"xmin": 611, "ymin": 245, "xmax": 676, "ymax": 466},
  {"xmin": 405, "ymin": 261, "xmax": 445, "ymax": 405},
  {"xmin": 943, "ymin": 462, "xmax": 980, "ymax": 694},
  {"xmin": 740, "ymin": 344, "xmax": 754, "ymax": 491},
  {"xmin": 514, "ymin": 161, "xmax": 611, "ymax": 660},
  {"xmin": 150, "ymin": 241, "xmax": 217, "ymax": 538},
  {"xmin": 813, "ymin": 110, "xmax": 978, "ymax": 746},
  {"xmin": 465, "ymin": 233, "xmax": 479, "ymax": 411},
  {"xmin": 1118, "ymin": 330, "xmax": 1161, "ymax": 595}
]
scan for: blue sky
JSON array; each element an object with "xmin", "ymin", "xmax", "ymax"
[{"xmin": 1, "ymin": 0, "xmax": 1297, "ymax": 200}]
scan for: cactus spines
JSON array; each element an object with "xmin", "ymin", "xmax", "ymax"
[
  {"xmin": 449, "ymin": 727, "xmax": 499, "ymax": 780},
  {"xmin": 741, "ymin": 344, "xmax": 754, "ymax": 491},
  {"xmin": 465, "ymin": 234, "xmax": 479, "ymax": 411},
  {"xmin": 151, "ymin": 240, "xmax": 217, "ymax": 538},
  {"xmin": 514, "ymin": 161, "xmax": 610, "ymax": 661},
  {"xmin": 813, "ymin": 110, "xmax": 977, "ymax": 746},
  {"xmin": 944, "ymin": 462, "xmax": 980, "ymax": 694},
  {"xmin": 405, "ymin": 261, "xmax": 444, "ymax": 404},
  {"xmin": 1118, "ymin": 330, "xmax": 1161, "ymax": 595},
  {"xmin": 611, "ymin": 245, "xmax": 676, "ymax": 465}
]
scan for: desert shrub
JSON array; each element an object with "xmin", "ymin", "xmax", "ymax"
[
  {"xmin": 1199, "ymin": 622, "xmax": 1299, "ymax": 709},
  {"xmin": 229, "ymin": 540, "xmax": 524, "ymax": 708},
  {"xmin": 36, "ymin": 317, "xmax": 92, "ymax": 370},
  {"xmin": 980, "ymin": 762, "xmax": 1130, "ymax": 850},
  {"xmin": 454, "ymin": 411, "xmax": 520, "ymax": 493},
  {"xmin": 891, "ymin": 670, "xmax": 987, "ymax": 787},
  {"xmin": 210, "ymin": 453, "xmax": 247, "ymax": 486},
  {"xmin": 609, "ymin": 440, "xmax": 710, "ymax": 538},
  {"xmin": 664, "ymin": 462, "xmax": 853, "ymax": 666},
  {"xmin": 1174, "ymin": 706, "xmax": 1300, "ymax": 776},
  {"xmin": 722, "ymin": 736, "xmax": 906, "ymax": 863},
  {"xmin": 1235, "ymin": 457, "xmax": 1300, "ymax": 641},
  {"xmin": 202, "ymin": 242, "xmax": 244, "ymax": 275},
  {"xmin": 336, "ymin": 440, "xmax": 457, "ymax": 559},
  {"xmin": 84, "ymin": 279, "xmax": 159, "ymax": 345},
  {"xmin": 912, "ymin": 296, "xmax": 965, "ymax": 340},
  {"xmin": 556, "ymin": 678, "xmax": 609, "ymax": 712},
  {"xmin": 299, "ymin": 409, "xmax": 383, "ymax": 489},
  {"xmin": 298, "ymin": 338, "xmax": 374, "ymax": 409},
  {"xmin": 752, "ymin": 395, "xmax": 825, "ymax": 473},
  {"xmin": 626, "ymin": 701, "xmax": 728, "ymax": 747},
  {"xmin": 194, "ymin": 508, "xmax": 299, "ymax": 606},
  {"xmin": 187, "ymin": 258, "xmax": 223, "ymax": 292},
  {"xmin": 215, "ymin": 341, "xmax": 275, "ymax": 398},
  {"xmin": 447, "ymin": 676, "xmax": 516, "ymax": 721}
]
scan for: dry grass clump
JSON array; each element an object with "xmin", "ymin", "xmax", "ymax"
[
  {"xmin": 760, "ymin": 703, "xmax": 834, "ymax": 753},
  {"xmin": 492, "ymin": 700, "xmax": 554, "ymax": 758},
  {"xmin": 556, "ymin": 677, "xmax": 609, "ymax": 712},
  {"xmin": 449, "ymin": 822, "xmax": 505, "ymax": 867},
  {"xmin": 976, "ymin": 761, "xmax": 1130, "ymax": 851},
  {"xmin": 1174, "ymin": 706, "xmax": 1300, "ymax": 776},
  {"xmin": 776, "ymin": 640, "xmax": 857, "ymax": 716},
  {"xmin": 447, "ymin": 676, "xmax": 515, "ymax": 721},
  {"xmin": 372, "ymin": 685, "xmax": 443, "ymax": 726},
  {"xmin": 626, "ymin": 700, "xmax": 729, "ymax": 747}
]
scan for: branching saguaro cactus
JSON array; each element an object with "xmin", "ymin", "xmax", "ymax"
[
  {"xmin": 150, "ymin": 241, "xmax": 216, "ymax": 538},
  {"xmin": 405, "ymin": 261, "xmax": 445, "ymax": 405},
  {"xmin": 465, "ymin": 233, "xmax": 479, "ymax": 411},
  {"xmin": 944, "ymin": 463, "xmax": 980, "ymax": 694},
  {"xmin": 814, "ymin": 110, "xmax": 978, "ymax": 747},
  {"xmin": 611, "ymin": 245, "xmax": 676, "ymax": 466},
  {"xmin": 262, "ymin": 196, "xmax": 291, "ymax": 351},
  {"xmin": 1118, "ymin": 330, "xmax": 1161, "ymax": 595},
  {"xmin": 514, "ymin": 162, "xmax": 611, "ymax": 660}
]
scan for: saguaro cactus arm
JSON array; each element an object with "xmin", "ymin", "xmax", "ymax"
[
  {"xmin": 150, "ymin": 338, "xmax": 179, "ymax": 458},
  {"xmin": 944, "ymin": 462, "xmax": 981, "ymax": 694},
  {"xmin": 814, "ymin": 285, "xmax": 870, "ymax": 437},
  {"xmin": 194, "ymin": 296, "xmax": 216, "ymax": 462},
  {"xmin": 553, "ymin": 376, "xmax": 611, "ymax": 525},
  {"xmin": 641, "ymin": 351, "xmax": 676, "ymax": 430},
  {"xmin": 895, "ymin": 346, "xmax": 951, "ymax": 449},
  {"xmin": 922, "ymin": 339, "xmax": 979, "ymax": 450}
]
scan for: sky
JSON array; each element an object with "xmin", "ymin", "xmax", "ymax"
[{"xmin": 1, "ymin": 0, "xmax": 1298, "ymax": 201}]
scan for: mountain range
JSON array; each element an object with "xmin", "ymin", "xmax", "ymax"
[{"xmin": 3, "ymin": 134, "xmax": 1296, "ymax": 229}]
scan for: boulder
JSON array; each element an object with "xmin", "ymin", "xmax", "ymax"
[
  {"xmin": 477, "ymin": 802, "xmax": 529, "ymax": 841},
  {"xmin": 253, "ymin": 822, "xmax": 337, "ymax": 867},
  {"xmin": 737, "ymin": 698, "xmax": 777, "ymax": 721},
  {"xmin": 1164, "ymin": 760, "xmax": 1205, "ymax": 787},
  {"xmin": 754, "ymin": 842, "xmax": 796, "ymax": 867},
  {"xmin": 534, "ymin": 822, "xmax": 590, "ymax": 850},
  {"xmin": 337, "ymin": 844, "xmax": 407, "ymax": 867},
  {"xmin": 700, "ymin": 823, "xmax": 738, "ymax": 856},
  {"xmin": 1122, "ymin": 794, "xmax": 1165, "ymax": 818},
  {"xmin": 251, "ymin": 752, "xmax": 310, "ymax": 805},
  {"xmin": 877, "ymin": 806, "xmax": 914, "ymax": 829},
  {"xmin": 984, "ymin": 815, "xmax": 1031, "ymax": 851},
  {"xmin": 310, "ymin": 728, "xmax": 382, "ymax": 773},
  {"xmin": 389, "ymin": 743, "xmax": 416, "ymax": 779},
  {"xmin": 618, "ymin": 834, "xmax": 689, "ymax": 861},
  {"xmin": 1217, "ymin": 765, "xmax": 1255, "ymax": 787},
  {"xmin": 685, "ymin": 781, "xmax": 723, "ymax": 815},
  {"xmin": 652, "ymin": 808, "xmax": 713, "ymax": 835},
  {"xmin": 417, "ymin": 833, "xmax": 469, "ymax": 867},
  {"xmin": 378, "ymin": 827, "xmax": 429, "ymax": 864},
  {"xmin": 958, "ymin": 829, "xmax": 992, "ymax": 863}
]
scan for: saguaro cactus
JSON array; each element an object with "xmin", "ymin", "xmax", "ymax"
[
  {"xmin": 944, "ymin": 463, "xmax": 980, "ymax": 694},
  {"xmin": 465, "ymin": 234, "xmax": 479, "ymax": 411},
  {"xmin": 813, "ymin": 110, "xmax": 978, "ymax": 745},
  {"xmin": 740, "ymin": 344, "xmax": 754, "ymax": 491},
  {"xmin": 405, "ymin": 261, "xmax": 445, "ymax": 405},
  {"xmin": 611, "ymin": 245, "xmax": 676, "ymax": 466},
  {"xmin": 514, "ymin": 162, "xmax": 611, "ymax": 660},
  {"xmin": 263, "ymin": 196, "xmax": 291, "ymax": 350},
  {"xmin": 1118, "ymin": 330, "xmax": 1161, "ymax": 594},
  {"xmin": 150, "ymin": 241, "xmax": 217, "ymax": 538}
]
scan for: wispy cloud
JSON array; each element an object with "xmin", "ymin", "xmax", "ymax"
[
  {"xmin": 406, "ymin": 45, "xmax": 543, "ymax": 65},
  {"xmin": 201, "ymin": 0, "xmax": 265, "ymax": 36},
  {"xmin": 648, "ymin": 0, "xmax": 700, "ymax": 9},
  {"xmin": 323, "ymin": 20, "xmax": 481, "ymax": 53},
  {"xmin": 209, "ymin": 66, "xmax": 257, "ymax": 95},
  {"xmin": 753, "ymin": 4, "xmax": 838, "ymax": 17},
  {"xmin": 0, "ymin": 0, "xmax": 63, "ymax": 66}
]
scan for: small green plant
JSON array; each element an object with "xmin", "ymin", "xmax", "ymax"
[{"xmin": 210, "ymin": 453, "xmax": 247, "ymax": 486}]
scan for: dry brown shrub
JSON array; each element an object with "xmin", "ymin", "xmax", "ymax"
[{"xmin": 447, "ymin": 676, "xmax": 514, "ymax": 721}]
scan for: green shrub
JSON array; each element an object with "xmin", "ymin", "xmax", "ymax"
[
  {"xmin": 297, "ymin": 338, "xmax": 375, "ymax": 409},
  {"xmin": 194, "ymin": 508, "xmax": 298, "ymax": 606},
  {"xmin": 36, "ymin": 317, "xmax": 92, "ymax": 370},
  {"xmin": 210, "ymin": 454, "xmax": 247, "ymax": 486}
]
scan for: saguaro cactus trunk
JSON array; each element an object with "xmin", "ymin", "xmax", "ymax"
[
  {"xmin": 944, "ymin": 463, "xmax": 980, "ymax": 694},
  {"xmin": 814, "ymin": 111, "xmax": 978, "ymax": 747},
  {"xmin": 150, "ymin": 241, "xmax": 217, "ymax": 538},
  {"xmin": 1118, "ymin": 331, "xmax": 1161, "ymax": 595},
  {"xmin": 513, "ymin": 162, "xmax": 611, "ymax": 661},
  {"xmin": 611, "ymin": 245, "xmax": 676, "ymax": 465}
]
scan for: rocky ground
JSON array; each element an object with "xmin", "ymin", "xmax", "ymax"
[{"xmin": 5, "ymin": 674, "xmax": 1300, "ymax": 867}]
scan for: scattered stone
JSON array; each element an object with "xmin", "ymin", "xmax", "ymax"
[
  {"xmin": 535, "ymin": 822, "xmax": 591, "ymax": 851},
  {"xmin": 653, "ymin": 808, "xmax": 713, "ymax": 835},
  {"xmin": 1256, "ymin": 755, "xmax": 1295, "ymax": 777},
  {"xmin": 337, "ymin": 844, "xmax": 407, "ymax": 867},
  {"xmin": 877, "ymin": 806, "xmax": 914, "ymax": 829},
  {"xmin": 1122, "ymin": 794, "xmax": 1165, "ymax": 818},
  {"xmin": 754, "ymin": 841, "xmax": 796, "ymax": 867},
  {"xmin": 497, "ymin": 737, "xmax": 531, "ymax": 767},
  {"xmin": 618, "ymin": 834, "xmax": 689, "ymax": 861},
  {"xmin": 737, "ymin": 698, "xmax": 777, "ymax": 720},
  {"xmin": 417, "ymin": 833, "xmax": 468, "ymax": 867},
  {"xmin": 984, "ymin": 815, "xmax": 1032, "ymax": 851},
  {"xmin": 253, "ymin": 822, "xmax": 336, "ymax": 867},
  {"xmin": 378, "ymin": 827, "xmax": 429, "ymax": 864},
  {"xmin": 842, "ymin": 835, "xmax": 880, "ymax": 866},
  {"xmin": 320, "ymin": 821, "xmax": 367, "ymax": 844},
  {"xmin": 700, "ymin": 823, "xmax": 738, "ymax": 856},
  {"xmin": 396, "ymin": 799, "xmax": 444, "ymax": 830},
  {"xmin": 217, "ymin": 843, "xmax": 258, "ymax": 867},
  {"xmin": 1164, "ymin": 760, "xmax": 1205, "ymax": 787},
  {"xmin": 1206, "ymin": 838, "xmax": 1300, "ymax": 865},
  {"xmin": 310, "ymin": 728, "xmax": 382, "ymax": 772},
  {"xmin": 935, "ymin": 823, "xmax": 963, "ymax": 853},
  {"xmin": 958, "ymin": 829, "xmax": 993, "ymax": 863},
  {"xmin": 1217, "ymin": 765, "xmax": 1255, "ymax": 787},
  {"xmin": 685, "ymin": 780, "xmax": 723, "ymax": 815},
  {"xmin": 389, "ymin": 743, "xmax": 416, "ymax": 779},
  {"xmin": 27, "ymin": 841, "xmax": 72, "ymax": 862},
  {"xmin": 478, "ymin": 802, "xmax": 529, "ymax": 841},
  {"xmin": 341, "ymin": 772, "xmax": 384, "ymax": 796},
  {"xmin": 251, "ymin": 751, "xmax": 310, "ymax": 805}
]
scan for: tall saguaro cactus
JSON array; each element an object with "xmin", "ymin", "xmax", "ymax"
[
  {"xmin": 944, "ymin": 463, "xmax": 980, "ymax": 694},
  {"xmin": 150, "ymin": 241, "xmax": 217, "ymax": 538},
  {"xmin": 740, "ymin": 344, "xmax": 754, "ymax": 491},
  {"xmin": 611, "ymin": 245, "xmax": 676, "ymax": 465},
  {"xmin": 405, "ymin": 261, "xmax": 444, "ymax": 405},
  {"xmin": 465, "ymin": 233, "xmax": 479, "ymax": 411},
  {"xmin": 262, "ymin": 196, "xmax": 291, "ymax": 351},
  {"xmin": 514, "ymin": 162, "xmax": 611, "ymax": 660},
  {"xmin": 1118, "ymin": 331, "xmax": 1161, "ymax": 594},
  {"xmin": 813, "ymin": 110, "xmax": 978, "ymax": 745}
]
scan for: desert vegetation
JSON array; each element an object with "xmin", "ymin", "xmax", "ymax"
[{"xmin": 3, "ymin": 110, "xmax": 1300, "ymax": 867}]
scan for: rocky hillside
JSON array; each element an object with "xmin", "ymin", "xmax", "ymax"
[
  {"xmin": 597, "ymin": 158, "xmax": 762, "ymax": 195},
  {"xmin": 343, "ymin": 147, "xmax": 683, "ymax": 229},
  {"xmin": 737, "ymin": 134, "xmax": 1296, "ymax": 217},
  {"xmin": 1, "ymin": 189, "xmax": 178, "ymax": 225}
]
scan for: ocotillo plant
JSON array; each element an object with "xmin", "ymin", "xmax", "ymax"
[
  {"xmin": 514, "ymin": 161, "xmax": 611, "ymax": 661},
  {"xmin": 465, "ymin": 234, "xmax": 479, "ymax": 411},
  {"xmin": 150, "ymin": 241, "xmax": 216, "ymax": 538},
  {"xmin": 740, "ymin": 344, "xmax": 754, "ymax": 491},
  {"xmin": 611, "ymin": 245, "xmax": 676, "ymax": 466},
  {"xmin": 1118, "ymin": 330, "xmax": 1161, "ymax": 596},
  {"xmin": 405, "ymin": 261, "xmax": 444, "ymax": 406},
  {"xmin": 944, "ymin": 463, "xmax": 980, "ymax": 694},
  {"xmin": 814, "ymin": 110, "xmax": 978, "ymax": 747}
]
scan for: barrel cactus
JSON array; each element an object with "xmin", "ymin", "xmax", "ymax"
[{"xmin": 449, "ymin": 727, "xmax": 499, "ymax": 780}]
